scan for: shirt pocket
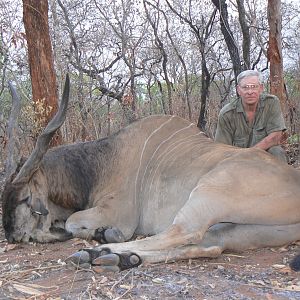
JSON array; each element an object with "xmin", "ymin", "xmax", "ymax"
[
  {"xmin": 253, "ymin": 126, "xmax": 267, "ymax": 145},
  {"xmin": 233, "ymin": 137, "xmax": 247, "ymax": 148}
]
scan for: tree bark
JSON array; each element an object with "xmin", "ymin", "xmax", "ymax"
[
  {"xmin": 267, "ymin": 0, "xmax": 287, "ymax": 114},
  {"xmin": 23, "ymin": 0, "xmax": 60, "ymax": 144}
]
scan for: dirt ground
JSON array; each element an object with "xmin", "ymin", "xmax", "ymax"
[{"xmin": 0, "ymin": 214, "xmax": 300, "ymax": 300}]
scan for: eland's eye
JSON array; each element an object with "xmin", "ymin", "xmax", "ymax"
[
  {"xmin": 20, "ymin": 196, "xmax": 30, "ymax": 204},
  {"xmin": 30, "ymin": 208, "xmax": 43, "ymax": 215}
]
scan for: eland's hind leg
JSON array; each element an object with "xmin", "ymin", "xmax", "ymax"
[
  {"xmin": 66, "ymin": 222, "xmax": 300, "ymax": 272},
  {"xmin": 217, "ymin": 222, "xmax": 300, "ymax": 251}
]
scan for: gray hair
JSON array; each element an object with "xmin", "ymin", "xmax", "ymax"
[{"xmin": 237, "ymin": 70, "xmax": 263, "ymax": 85}]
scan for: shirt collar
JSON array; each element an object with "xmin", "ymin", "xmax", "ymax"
[{"xmin": 236, "ymin": 93, "xmax": 266, "ymax": 113}]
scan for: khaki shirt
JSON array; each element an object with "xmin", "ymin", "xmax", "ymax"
[{"xmin": 215, "ymin": 93, "xmax": 286, "ymax": 148}]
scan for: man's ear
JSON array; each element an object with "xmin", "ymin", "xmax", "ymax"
[{"xmin": 236, "ymin": 85, "xmax": 242, "ymax": 97}]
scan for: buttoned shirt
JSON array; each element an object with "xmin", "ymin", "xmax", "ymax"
[{"xmin": 215, "ymin": 93, "xmax": 286, "ymax": 148}]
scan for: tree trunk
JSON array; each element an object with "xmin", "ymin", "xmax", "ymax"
[
  {"xmin": 23, "ymin": 0, "xmax": 61, "ymax": 144},
  {"xmin": 236, "ymin": 0, "xmax": 250, "ymax": 69},
  {"xmin": 267, "ymin": 0, "xmax": 287, "ymax": 115},
  {"xmin": 197, "ymin": 60, "xmax": 211, "ymax": 130},
  {"xmin": 211, "ymin": 0, "xmax": 242, "ymax": 82}
]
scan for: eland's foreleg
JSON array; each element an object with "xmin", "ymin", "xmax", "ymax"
[{"xmin": 65, "ymin": 206, "xmax": 137, "ymax": 243}]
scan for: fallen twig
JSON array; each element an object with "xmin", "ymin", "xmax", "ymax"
[{"xmin": 110, "ymin": 269, "xmax": 133, "ymax": 291}]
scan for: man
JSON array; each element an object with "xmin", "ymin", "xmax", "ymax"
[{"xmin": 215, "ymin": 70, "xmax": 287, "ymax": 162}]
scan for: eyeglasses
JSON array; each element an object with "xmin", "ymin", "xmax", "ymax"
[{"xmin": 239, "ymin": 84, "xmax": 261, "ymax": 91}]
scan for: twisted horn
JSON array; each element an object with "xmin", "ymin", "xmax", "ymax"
[{"xmin": 13, "ymin": 74, "xmax": 70, "ymax": 183}]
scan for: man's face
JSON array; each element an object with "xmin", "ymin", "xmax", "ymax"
[{"xmin": 237, "ymin": 76, "xmax": 264, "ymax": 107}]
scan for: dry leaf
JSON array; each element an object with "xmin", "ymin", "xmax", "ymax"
[
  {"xmin": 6, "ymin": 244, "xmax": 18, "ymax": 251},
  {"xmin": 15, "ymin": 282, "xmax": 56, "ymax": 290},
  {"xmin": 13, "ymin": 283, "xmax": 45, "ymax": 296},
  {"xmin": 120, "ymin": 284, "xmax": 132, "ymax": 290},
  {"xmin": 250, "ymin": 280, "xmax": 266, "ymax": 286},
  {"xmin": 272, "ymin": 264, "xmax": 286, "ymax": 269},
  {"xmin": 152, "ymin": 278, "xmax": 164, "ymax": 284},
  {"xmin": 99, "ymin": 276, "xmax": 108, "ymax": 284}
]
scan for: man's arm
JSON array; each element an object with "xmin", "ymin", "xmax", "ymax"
[
  {"xmin": 252, "ymin": 131, "xmax": 283, "ymax": 151},
  {"xmin": 215, "ymin": 114, "xmax": 234, "ymax": 145}
]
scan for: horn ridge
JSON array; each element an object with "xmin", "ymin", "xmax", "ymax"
[{"xmin": 13, "ymin": 74, "xmax": 70, "ymax": 183}]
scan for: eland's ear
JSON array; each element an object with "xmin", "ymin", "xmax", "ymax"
[{"xmin": 17, "ymin": 185, "xmax": 31, "ymax": 203}]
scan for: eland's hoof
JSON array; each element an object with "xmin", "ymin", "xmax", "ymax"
[
  {"xmin": 91, "ymin": 251, "xmax": 142, "ymax": 271},
  {"xmin": 65, "ymin": 250, "xmax": 91, "ymax": 266},
  {"xmin": 104, "ymin": 228, "xmax": 126, "ymax": 243},
  {"xmin": 65, "ymin": 248, "xmax": 109, "ymax": 267},
  {"xmin": 93, "ymin": 253, "xmax": 120, "ymax": 266},
  {"xmin": 128, "ymin": 254, "xmax": 141, "ymax": 265},
  {"xmin": 94, "ymin": 227, "xmax": 125, "ymax": 243}
]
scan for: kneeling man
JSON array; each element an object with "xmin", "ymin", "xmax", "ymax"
[{"xmin": 215, "ymin": 70, "xmax": 287, "ymax": 162}]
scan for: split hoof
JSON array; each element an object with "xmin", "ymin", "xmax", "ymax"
[
  {"xmin": 93, "ymin": 253, "xmax": 120, "ymax": 266},
  {"xmin": 104, "ymin": 228, "xmax": 126, "ymax": 243},
  {"xmin": 65, "ymin": 248, "xmax": 142, "ymax": 272},
  {"xmin": 92, "ymin": 251, "xmax": 142, "ymax": 271},
  {"xmin": 94, "ymin": 227, "xmax": 125, "ymax": 244},
  {"xmin": 65, "ymin": 248, "xmax": 111, "ymax": 266},
  {"xmin": 128, "ymin": 254, "xmax": 140, "ymax": 265},
  {"xmin": 116, "ymin": 252, "xmax": 141, "ymax": 271},
  {"xmin": 65, "ymin": 250, "xmax": 91, "ymax": 266}
]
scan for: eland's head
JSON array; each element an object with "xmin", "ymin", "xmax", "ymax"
[{"xmin": 1, "ymin": 75, "xmax": 70, "ymax": 243}]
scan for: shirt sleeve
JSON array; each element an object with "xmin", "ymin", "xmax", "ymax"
[
  {"xmin": 214, "ymin": 113, "xmax": 234, "ymax": 145},
  {"xmin": 265, "ymin": 97, "xmax": 286, "ymax": 134}
]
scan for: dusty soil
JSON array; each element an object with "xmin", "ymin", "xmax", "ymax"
[{"xmin": 0, "ymin": 216, "xmax": 300, "ymax": 300}]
